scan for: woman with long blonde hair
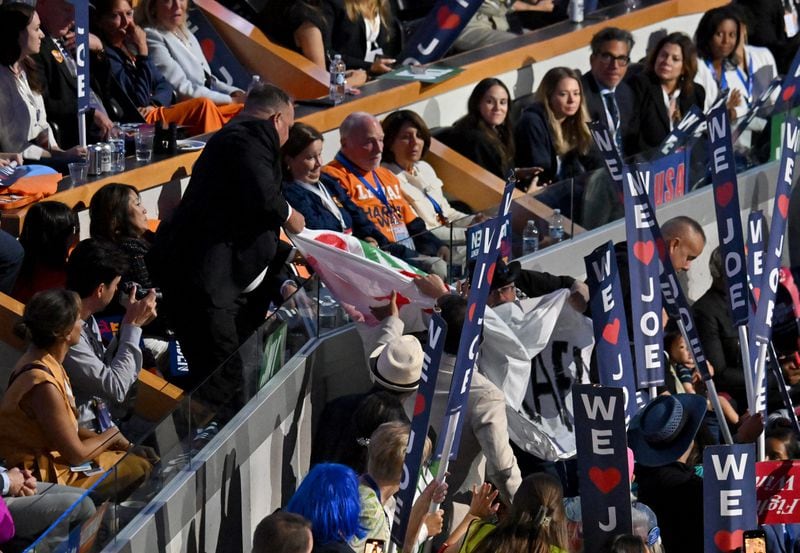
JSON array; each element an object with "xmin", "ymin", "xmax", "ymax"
[
  {"xmin": 322, "ymin": 0, "xmax": 399, "ymax": 77},
  {"xmin": 515, "ymin": 66, "xmax": 595, "ymax": 186}
]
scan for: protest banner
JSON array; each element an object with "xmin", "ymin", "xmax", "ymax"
[
  {"xmin": 397, "ymin": 0, "xmax": 484, "ymax": 65},
  {"xmin": 435, "ymin": 180, "xmax": 514, "ymax": 462},
  {"xmin": 634, "ymin": 149, "xmax": 688, "ymax": 207},
  {"xmin": 483, "ymin": 289, "xmax": 593, "ymax": 461},
  {"xmin": 704, "ymin": 444, "xmax": 757, "ymax": 553},
  {"xmin": 69, "ymin": 0, "xmax": 90, "ymax": 146},
  {"xmin": 574, "ymin": 385, "xmax": 632, "ymax": 553},
  {"xmin": 750, "ymin": 117, "xmax": 800, "ymax": 421},
  {"xmin": 756, "ymin": 460, "xmax": 800, "ymax": 525},
  {"xmin": 291, "ymin": 229, "xmax": 434, "ymax": 333},
  {"xmin": 621, "ymin": 165, "xmax": 664, "ymax": 390},
  {"xmin": 391, "ymin": 314, "xmax": 447, "ymax": 546},
  {"xmin": 584, "ymin": 241, "xmax": 638, "ymax": 421}
]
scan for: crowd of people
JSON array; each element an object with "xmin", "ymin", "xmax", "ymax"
[{"xmin": 0, "ymin": 0, "xmax": 797, "ymax": 551}]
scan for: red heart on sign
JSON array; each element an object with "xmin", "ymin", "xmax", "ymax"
[
  {"xmin": 414, "ymin": 393, "xmax": 426, "ymax": 416},
  {"xmin": 437, "ymin": 6, "xmax": 461, "ymax": 30},
  {"xmin": 783, "ymin": 84, "xmax": 796, "ymax": 103},
  {"xmin": 633, "ymin": 240, "xmax": 655, "ymax": 265},
  {"xmin": 753, "ymin": 287, "xmax": 761, "ymax": 302},
  {"xmin": 200, "ymin": 38, "xmax": 215, "ymax": 63},
  {"xmin": 778, "ymin": 194, "xmax": 790, "ymax": 218},
  {"xmin": 714, "ymin": 529, "xmax": 744, "ymax": 552},
  {"xmin": 715, "ymin": 181, "xmax": 734, "ymax": 207},
  {"xmin": 589, "ymin": 467, "xmax": 621, "ymax": 494},
  {"xmin": 602, "ymin": 318, "xmax": 620, "ymax": 345},
  {"xmin": 468, "ymin": 302, "xmax": 476, "ymax": 322}
]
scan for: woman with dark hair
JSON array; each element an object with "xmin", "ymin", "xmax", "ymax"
[
  {"xmin": 381, "ymin": 109, "xmax": 483, "ymax": 242},
  {"xmin": 696, "ymin": 6, "xmax": 779, "ymax": 156},
  {"xmin": 321, "ymin": 0, "xmax": 399, "ymax": 77},
  {"xmin": 515, "ymin": 66, "xmax": 597, "ymax": 187},
  {"xmin": 439, "ymin": 78, "xmax": 516, "ymax": 180},
  {"xmin": 285, "ymin": 463, "xmax": 365, "ymax": 552},
  {"xmin": 90, "ymin": 0, "xmax": 237, "ymax": 136},
  {"xmin": 449, "ymin": 473, "xmax": 569, "ymax": 553},
  {"xmin": 694, "ymin": 6, "xmax": 744, "ymax": 113},
  {"xmin": 0, "ymin": 289, "xmax": 150, "ymax": 499},
  {"xmin": 282, "ymin": 122, "xmax": 386, "ymax": 246},
  {"xmin": 0, "ymin": 3, "xmax": 86, "ymax": 161},
  {"xmin": 89, "ymin": 183, "xmax": 155, "ymax": 290},
  {"xmin": 629, "ymin": 32, "xmax": 706, "ymax": 155},
  {"xmin": 12, "ymin": 201, "xmax": 79, "ymax": 303}
]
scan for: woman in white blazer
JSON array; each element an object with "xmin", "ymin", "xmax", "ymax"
[{"xmin": 135, "ymin": 0, "xmax": 245, "ymax": 105}]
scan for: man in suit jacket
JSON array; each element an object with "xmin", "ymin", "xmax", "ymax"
[
  {"xmin": 149, "ymin": 83, "xmax": 305, "ymax": 401},
  {"xmin": 581, "ymin": 27, "xmax": 638, "ymax": 158},
  {"xmin": 34, "ymin": 0, "xmax": 116, "ymax": 147}
]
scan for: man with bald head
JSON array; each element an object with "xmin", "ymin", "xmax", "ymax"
[
  {"xmin": 661, "ymin": 215, "xmax": 706, "ymax": 273},
  {"xmin": 322, "ymin": 112, "xmax": 448, "ymax": 277}
]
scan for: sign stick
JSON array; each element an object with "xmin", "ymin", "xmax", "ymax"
[
  {"xmin": 78, "ymin": 111, "xmax": 87, "ymax": 148},
  {"xmin": 677, "ymin": 319, "xmax": 733, "ymax": 445},
  {"xmin": 430, "ymin": 411, "xmax": 460, "ymax": 512},
  {"xmin": 739, "ymin": 325, "xmax": 755, "ymax": 414}
]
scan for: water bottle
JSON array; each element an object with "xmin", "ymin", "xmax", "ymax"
[
  {"xmin": 109, "ymin": 124, "xmax": 125, "ymax": 172},
  {"xmin": 522, "ymin": 220, "xmax": 539, "ymax": 255},
  {"xmin": 568, "ymin": 0, "xmax": 584, "ymax": 23},
  {"xmin": 246, "ymin": 75, "xmax": 261, "ymax": 95},
  {"xmin": 549, "ymin": 209, "xmax": 565, "ymax": 243},
  {"xmin": 329, "ymin": 54, "xmax": 347, "ymax": 104}
]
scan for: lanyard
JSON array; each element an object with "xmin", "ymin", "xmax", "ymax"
[
  {"xmin": 393, "ymin": 162, "xmax": 448, "ymax": 223},
  {"xmin": 733, "ymin": 53, "xmax": 754, "ymax": 102},
  {"xmin": 707, "ymin": 59, "xmax": 728, "ymax": 91},
  {"xmin": 335, "ymin": 153, "xmax": 395, "ymax": 214}
]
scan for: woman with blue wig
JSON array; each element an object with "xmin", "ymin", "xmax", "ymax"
[{"xmin": 285, "ymin": 463, "xmax": 365, "ymax": 552}]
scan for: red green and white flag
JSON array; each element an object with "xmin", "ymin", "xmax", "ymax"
[{"xmin": 291, "ymin": 229, "xmax": 436, "ymax": 330}]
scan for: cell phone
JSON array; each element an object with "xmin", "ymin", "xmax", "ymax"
[
  {"xmin": 743, "ymin": 529, "xmax": 767, "ymax": 553},
  {"xmin": 364, "ymin": 539, "xmax": 385, "ymax": 553}
]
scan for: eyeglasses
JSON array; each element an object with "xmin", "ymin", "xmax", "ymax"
[
  {"xmin": 596, "ymin": 52, "xmax": 631, "ymax": 66},
  {"xmin": 495, "ymin": 283, "xmax": 516, "ymax": 294}
]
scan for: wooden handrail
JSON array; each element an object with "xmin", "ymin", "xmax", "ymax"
[
  {"xmin": 0, "ymin": 151, "xmax": 201, "ymax": 236},
  {"xmin": 0, "ymin": 294, "xmax": 24, "ymax": 352},
  {"xmin": 193, "ymin": 0, "xmax": 329, "ymax": 100}
]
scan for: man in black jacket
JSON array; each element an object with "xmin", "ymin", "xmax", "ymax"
[
  {"xmin": 581, "ymin": 27, "xmax": 638, "ymax": 158},
  {"xmin": 34, "ymin": 0, "xmax": 116, "ymax": 147},
  {"xmin": 149, "ymin": 83, "xmax": 304, "ymax": 401}
]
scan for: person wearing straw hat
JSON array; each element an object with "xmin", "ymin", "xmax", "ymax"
[
  {"xmin": 310, "ymin": 293, "xmax": 425, "ymax": 468},
  {"xmin": 628, "ymin": 394, "xmax": 708, "ymax": 553}
]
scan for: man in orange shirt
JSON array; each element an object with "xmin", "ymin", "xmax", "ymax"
[{"xmin": 323, "ymin": 112, "xmax": 448, "ymax": 277}]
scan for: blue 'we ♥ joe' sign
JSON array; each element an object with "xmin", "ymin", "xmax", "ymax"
[
  {"xmin": 703, "ymin": 444, "xmax": 757, "ymax": 553},
  {"xmin": 584, "ymin": 243, "xmax": 637, "ymax": 421},
  {"xmin": 573, "ymin": 384, "xmax": 632, "ymax": 553}
]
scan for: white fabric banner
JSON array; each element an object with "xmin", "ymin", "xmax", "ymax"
[{"xmin": 481, "ymin": 290, "xmax": 595, "ymax": 461}]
